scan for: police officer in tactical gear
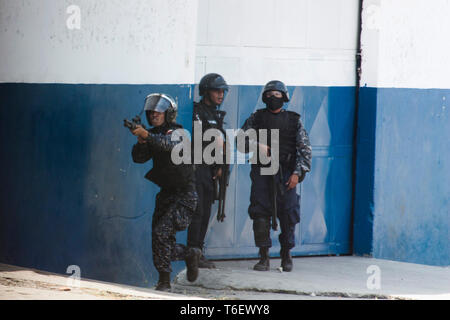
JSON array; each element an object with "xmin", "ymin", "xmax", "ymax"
[
  {"xmin": 130, "ymin": 93, "xmax": 200, "ymax": 291},
  {"xmin": 187, "ymin": 73, "xmax": 229, "ymax": 269},
  {"xmin": 239, "ymin": 80, "xmax": 312, "ymax": 272}
]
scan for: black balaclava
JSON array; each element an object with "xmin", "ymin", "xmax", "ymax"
[{"xmin": 265, "ymin": 95, "xmax": 284, "ymax": 111}]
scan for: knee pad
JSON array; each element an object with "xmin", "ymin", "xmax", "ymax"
[{"xmin": 253, "ymin": 217, "xmax": 271, "ymax": 244}]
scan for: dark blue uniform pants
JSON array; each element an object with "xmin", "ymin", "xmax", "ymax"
[
  {"xmin": 152, "ymin": 189, "xmax": 198, "ymax": 273},
  {"xmin": 248, "ymin": 165, "xmax": 300, "ymax": 250},
  {"xmin": 187, "ymin": 165, "xmax": 214, "ymax": 249}
]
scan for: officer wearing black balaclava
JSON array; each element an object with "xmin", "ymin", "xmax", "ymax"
[
  {"xmin": 187, "ymin": 73, "xmax": 229, "ymax": 269},
  {"xmin": 238, "ymin": 80, "xmax": 312, "ymax": 272}
]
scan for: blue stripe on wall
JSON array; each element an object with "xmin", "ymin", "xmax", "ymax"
[
  {"xmin": 4, "ymin": 82, "xmax": 446, "ymax": 288},
  {"xmin": 0, "ymin": 83, "xmax": 194, "ymax": 287},
  {"xmin": 372, "ymin": 88, "xmax": 449, "ymax": 266},
  {"xmin": 204, "ymin": 85, "xmax": 356, "ymax": 259},
  {"xmin": 0, "ymin": 83, "xmax": 358, "ymax": 287},
  {"xmin": 354, "ymin": 86, "xmax": 449, "ymax": 266},
  {"xmin": 353, "ymin": 86, "xmax": 377, "ymax": 256}
]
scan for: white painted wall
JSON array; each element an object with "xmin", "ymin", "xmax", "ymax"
[
  {"xmin": 361, "ymin": 0, "xmax": 450, "ymax": 89},
  {"xmin": 5, "ymin": 0, "xmax": 450, "ymax": 89},
  {"xmin": 0, "ymin": 0, "xmax": 198, "ymax": 84},
  {"xmin": 0, "ymin": 0, "xmax": 359, "ymax": 86},
  {"xmin": 195, "ymin": 0, "xmax": 360, "ymax": 86}
]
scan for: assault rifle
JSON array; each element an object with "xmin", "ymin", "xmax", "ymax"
[
  {"xmin": 216, "ymin": 163, "xmax": 230, "ymax": 222},
  {"xmin": 215, "ymin": 110, "xmax": 230, "ymax": 222}
]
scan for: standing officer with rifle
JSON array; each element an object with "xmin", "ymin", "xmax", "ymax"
[
  {"xmin": 126, "ymin": 93, "xmax": 200, "ymax": 292},
  {"xmin": 187, "ymin": 73, "xmax": 230, "ymax": 269},
  {"xmin": 239, "ymin": 80, "xmax": 312, "ymax": 272}
]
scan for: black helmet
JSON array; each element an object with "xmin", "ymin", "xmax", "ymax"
[
  {"xmin": 199, "ymin": 73, "xmax": 229, "ymax": 96},
  {"xmin": 143, "ymin": 93, "xmax": 178, "ymax": 125},
  {"xmin": 262, "ymin": 80, "xmax": 290, "ymax": 103}
]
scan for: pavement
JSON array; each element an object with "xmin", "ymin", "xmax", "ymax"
[
  {"xmin": 0, "ymin": 263, "xmax": 204, "ymax": 300},
  {"xmin": 1, "ymin": 255, "xmax": 449, "ymax": 300},
  {"xmin": 174, "ymin": 255, "xmax": 450, "ymax": 300}
]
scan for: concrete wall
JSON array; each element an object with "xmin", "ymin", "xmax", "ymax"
[
  {"xmin": 0, "ymin": 0, "xmax": 198, "ymax": 287},
  {"xmin": 0, "ymin": 0, "xmax": 198, "ymax": 84},
  {"xmin": 1, "ymin": 0, "xmax": 447, "ymax": 291},
  {"xmin": 360, "ymin": 0, "xmax": 450, "ymax": 89},
  {"xmin": 355, "ymin": 0, "xmax": 449, "ymax": 265},
  {"xmin": 0, "ymin": 0, "xmax": 362, "ymax": 287}
]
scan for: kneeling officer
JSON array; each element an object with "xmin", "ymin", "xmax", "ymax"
[{"xmin": 129, "ymin": 93, "xmax": 200, "ymax": 291}]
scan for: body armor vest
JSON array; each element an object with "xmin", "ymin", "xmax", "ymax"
[
  {"xmin": 192, "ymin": 101, "xmax": 226, "ymax": 166},
  {"xmin": 254, "ymin": 109, "xmax": 299, "ymax": 167},
  {"xmin": 145, "ymin": 123, "xmax": 195, "ymax": 190},
  {"xmin": 193, "ymin": 101, "xmax": 226, "ymax": 135}
]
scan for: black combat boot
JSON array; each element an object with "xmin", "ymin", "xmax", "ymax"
[
  {"xmin": 185, "ymin": 247, "xmax": 201, "ymax": 282},
  {"xmin": 253, "ymin": 247, "xmax": 270, "ymax": 271},
  {"xmin": 155, "ymin": 272, "xmax": 171, "ymax": 292},
  {"xmin": 280, "ymin": 248, "xmax": 293, "ymax": 272}
]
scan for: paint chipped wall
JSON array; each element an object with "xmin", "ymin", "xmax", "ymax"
[
  {"xmin": 361, "ymin": 0, "xmax": 450, "ymax": 89},
  {"xmin": 0, "ymin": 0, "xmax": 198, "ymax": 84},
  {"xmin": 356, "ymin": 0, "xmax": 450, "ymax": 265}
]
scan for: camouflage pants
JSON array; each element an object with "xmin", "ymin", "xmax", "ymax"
[{"xmin": 152, "ymin": 188, "xmax": 198, "ymax": 273}]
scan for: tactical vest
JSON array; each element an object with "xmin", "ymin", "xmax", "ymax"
[
  {"xmin": 145, "ymin": 123, "xmax": 195, "ymax": 191},
  {"xmin": 192, "ymin": 101, "xmax": 226, "ymax": 164},
  {"xmin": 253, "ymin": 108, "xmax": 299, "ymax": 167}
]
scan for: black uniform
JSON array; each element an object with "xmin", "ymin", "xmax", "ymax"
[
  {"xmin": 240, "ymin": 108, "xmax": 312, "ymax": 249},
  {"xmin": 132, "ymin": 122, "xmax": 198, "ymax": 273},
  {"xmin": 187, "ymin": 101, "xmax": 225, "ymax": 249}
]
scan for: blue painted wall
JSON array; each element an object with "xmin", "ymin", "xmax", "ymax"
[
  {"xmin": 0, "ymin": 83, "xmax": 356, "ymax": 287},
  {"xmin": 203, "ymin": 85, "xmax": 355, "ymax": 259},
  {"xmin": 0, "ymin": 83, "xmax": 194, "ymax": 286},
  {"xmin": 353, "ymin": 87, "xmax": 377, "ymax": 256},
  {"xmin": 354, "ymin": 87, "xmax": 449, "ymax": 266},
  {"xmin": 2, "ymin": 82, "xmax": 445, "ymax": 290},
  {"xmin": 372, "ymin": 88, "xmax": 449, "ymax": 266}
]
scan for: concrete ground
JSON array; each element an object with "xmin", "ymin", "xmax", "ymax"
[
  {"xmin": 0, "ymin": 263, "xmax": 203, "ymax": 300},
  {"xmin": 1, "ymin": 255, "xmax": 449, "ymax": 300},
  {"xmin": 174, "ymin": 255, "xmax": 450, "ymax": 300}
]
